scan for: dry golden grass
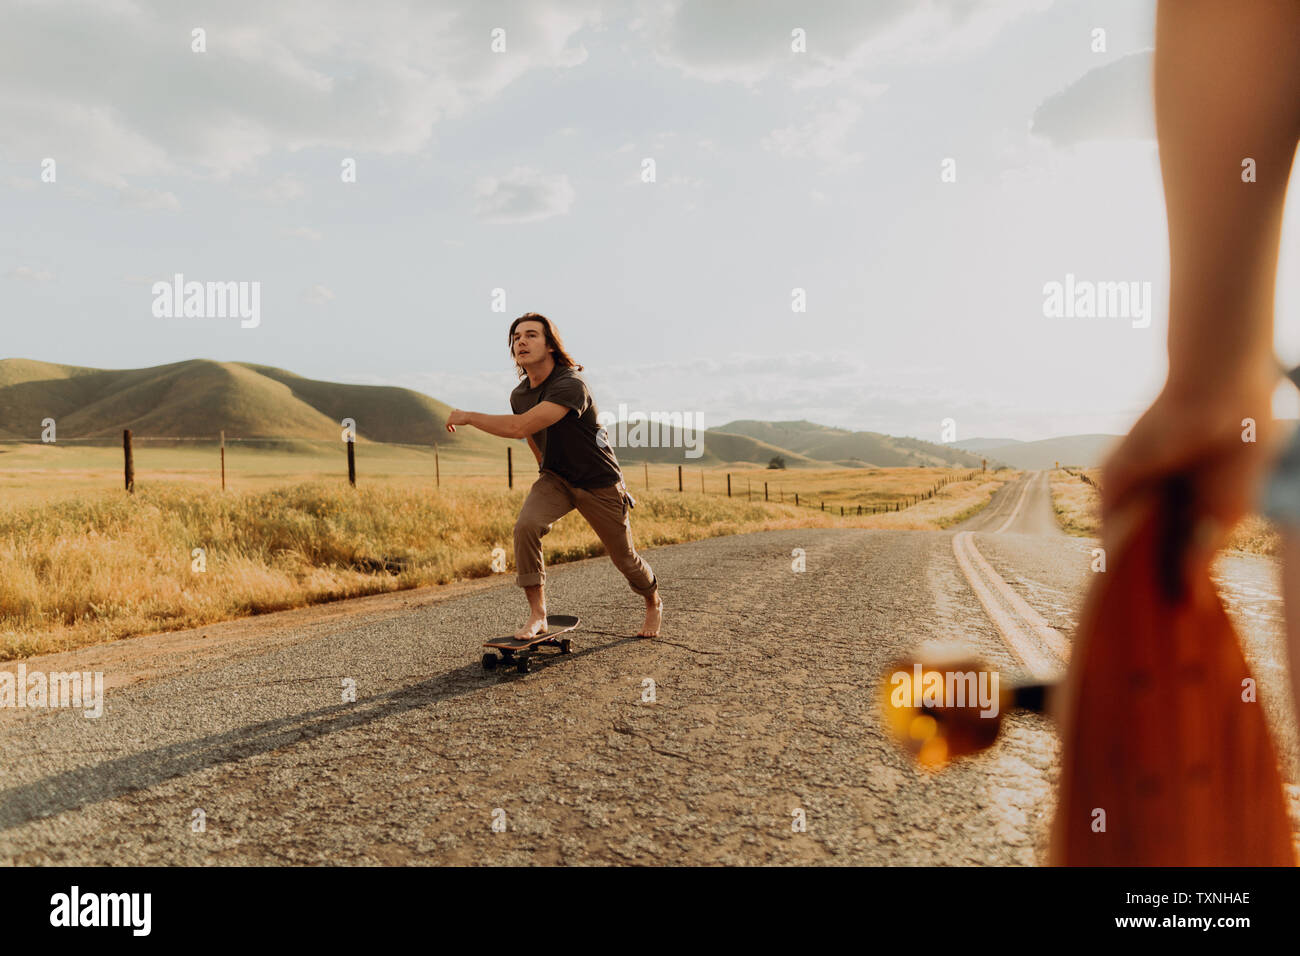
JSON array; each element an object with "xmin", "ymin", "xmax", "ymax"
[
  {"xmin": 0, "ymin": 439, "xmax": 494, "ymax": 509},
  {"xmin": 1226, "ymin": 514, "xmax": 1281, "ymax": 557},
  {"xmin": 0, "ymin": 468, "xmax": 1009, "ymax": 659},
  {"xmin": 1048, "ymin": 467, "xmax": 1281, "ymax": 556},
  {"xmin": 683, "ymin": 464, "xmax": 989, "ymax": 512},
  {"xmin": 1049, "ymin": 470, "xmax": 1102, "ymax": 537}
]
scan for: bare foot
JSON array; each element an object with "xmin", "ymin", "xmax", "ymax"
[
  {"xmin": 637, "ymin": 593, "xmax": 663, "ymax": 638},
  {"xmin": 514, "ymin": 613, "xmax": 548, "ymax": 640}
]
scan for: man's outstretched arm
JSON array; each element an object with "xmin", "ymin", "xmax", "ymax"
[{"xmin": 445, "ymin": 401, "xmax": 569, "ymax": 440}]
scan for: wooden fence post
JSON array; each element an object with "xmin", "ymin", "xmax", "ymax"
[
  {"xmin": 347, "ymin": 437, "xmax": 356, "ymax": 487},
  {"xmin": 123, "ymin": 429, "xmax": 134, "ymax": 494},
  {"xmin": 507, "ymin": 446, "xmax": 513, "ymax": 489},
  {"xmin": 764, "ymin": 482, "xmax": 768, "ymax": 501},
  {"xmin": 795, "ymin": 493, "xmax": 799, "ymax": 506},
  {"xmin": 727, "ymin": 473, "xmax": 731, "ymax": 498},
  {"xmin": 435, "ymin": 443, "xmax": 440, "ymax": 488},
  {"xmin": 644, "ymin": 461, "xmax": 649, "ymax": 491},
  {"xmin": 677, "ymin": 465, "xmax": 682, "ymax": 492},
  {"xmin": 220, "ymin": 429, "xmax": 225, "ymax": 491}
]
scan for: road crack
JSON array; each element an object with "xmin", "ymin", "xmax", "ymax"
[
  {"xmin": 610, "ymin": 721, "xmax": 700, "ymax": 763},
  {"xmin": 649, "ymin": 639, "xmax": 725, "ymax": 656}
]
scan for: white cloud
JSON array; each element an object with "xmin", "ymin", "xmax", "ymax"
[
  {"xmin": 384, "ymin": 350, "xmax": 1086, "ymax": 442},
  {"xmin": 0, "ymin": 0, "xmax": 605, "ymax": 187},
  {"xmin": 1031, "ymin": 50, "xmax": 1155, "ymax": 146},
  {"xmin": 649, "ymin": 0, "xmax": 1053, "ymax": 87},
  {"xmin": 118, "ymin": 186, "xmax": 181, "ymax": 211},
  {"xmin": 7, "ymin": 266, "xmax": 56, "ymax": 283},
  {"xmin": 248, "ymin": 175, "xmax": 308, "ymax": 204},
  {"xmin": 577, "ymin": 352, "xmax": 1068, "ymax": 441},
  {"xmin": 343, "ymin": 345, "xmax": 1140, "ymax": 442},
  {"xmin": 473, "ymin": 166, "xmax": 575, "ymax": 223},
  {"xmin": 762, "ymin": 98, "xmax": 864, "ymax": 169},
  {"xmin": 650, "ymin": 131, "xmax": 679, "ymax": 152},
  {"xmin": 341, "ymin": 367, "xmax": 518, "ymax": 414}
]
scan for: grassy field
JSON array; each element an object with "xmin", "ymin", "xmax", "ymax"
[
  {"xmin": 1, "ymin": 439, "xmax": 990, "ymax": 509},
  {"xmin": 1048, "ymin": 467, "xmax": 1281, "ymax": 555},
  {"xmin": 0, "ymin": 447, "xmax": 1011, "ymax": 659},
  {"xmin": 1048, "ymin": 469, "xmax": 1102, "ymax": 537},
  {"xmin": 0, "ymin": 439, "xmax": 497, "ymax": 508}
]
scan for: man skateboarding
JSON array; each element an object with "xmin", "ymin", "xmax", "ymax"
[{"xmin": 446, "ymin": 313, "xmax": 663, "ymax": 640}]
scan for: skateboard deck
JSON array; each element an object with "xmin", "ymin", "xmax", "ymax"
[
  {"xmin": 881, "ymin": 477, "xmax": 1296, "ymax": 865},
  {"xmin": 1051, "ymin": 476, "xmax": 1295, "ymax": 865},
  {"xmin": 482, "ymin": 615, "xmax": 579, "ymax": 673}
]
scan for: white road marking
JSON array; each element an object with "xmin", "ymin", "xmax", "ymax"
[
  {"xmin": 952, "ymin": 530, "xmax": 1069, "ymax": 681},
  {"xmin": 994, "ymin": 473, "xmax": 1034, "ymax": 534}
]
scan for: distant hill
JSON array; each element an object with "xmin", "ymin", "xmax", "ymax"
[
  {"xmin": 951, "ymin": 437, "xmax": 1024, "ymax": 452},
  {"xmin": 610, "ymin": 427, "xmax": 823, "ymax": 468},
  {"xmin": 714, "ymin": 420, "xmax": 990, "ymax": 468},
  {"xmin": 0, "ymin": 358, "xmax": 507, "ymax": 456},
  {"xmin": 961, "ymin": 434, "xmax": 1122, "ymax": 470},
  {"xmin": 1, "ymin": 358, "xmax": 1113, "ymax": 471}
]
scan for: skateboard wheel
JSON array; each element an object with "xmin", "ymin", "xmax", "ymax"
[
  {"xmin": 516, "ymin": 657, "xmax": 530, "ymax": 674},
  {"xmin": 482, "ymin": 653, "xmax": 498, "ymax": 672},
  {"xmin": 559, "ymin": 639, "xmax": 572, "ymax": 654}
]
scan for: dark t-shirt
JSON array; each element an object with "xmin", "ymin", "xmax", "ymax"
[{"xmin": 510, "ymin": 366, "xmax": 623, "ymax": 489}]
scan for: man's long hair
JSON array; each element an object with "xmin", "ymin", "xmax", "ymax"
[{"xmin": 508, "ymin": 312, "xmax": 583, "ymax": 380}]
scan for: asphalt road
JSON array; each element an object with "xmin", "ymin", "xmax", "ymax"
[{"xmin": 2, "ymin": 471, "xmax": 1297, "ymax": 864}]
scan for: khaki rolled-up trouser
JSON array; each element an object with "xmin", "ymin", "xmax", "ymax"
[{"xmin": 514, "ymin": 470, "xmax": 657, "ymax": 597}]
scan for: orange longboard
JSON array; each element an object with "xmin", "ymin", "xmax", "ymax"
[{"xmin": 1051, "ymin": 475, "xmax": 1296, "ymax": 866}]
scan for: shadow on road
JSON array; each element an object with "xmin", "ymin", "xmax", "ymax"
[{"xmin": 0, "ymin": 634, "xmax": 644, "ymax": 832}]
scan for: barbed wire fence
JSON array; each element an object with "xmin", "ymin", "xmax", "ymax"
[
  {"xmin": 1, "ymin": 431, "xmax": 991, "ymax": 514},
  {"xmin": 1060, "ymin": 464, "xmax": 1100, "ymax": 491}
]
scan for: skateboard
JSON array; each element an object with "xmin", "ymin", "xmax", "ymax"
[
  {"xmin": 883, "ymin": 476, "xmax": 1296, "ymax": 865},
  {"xmin": 481, "ymin": 615, "xmax": 580, "ymax": 674},
  {"xmin": 1051, "ymin": 475, "xmax": 1294, "ymax": 865}
]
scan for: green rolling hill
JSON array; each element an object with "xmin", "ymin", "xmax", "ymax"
[
  {"xmin": 0, "ymin": 358, "xmax": 507, "ymax": 456},
  {"xmin": 0, "ymin": 358, "xmax": 1020, "ymax": 469},
  {"xmin": 713, "ymin": 419, "xmax": 993, "ymax": 468},
  {"xmin": 608, "ymin": 426, "xmax": 822, "ymax": 467}
]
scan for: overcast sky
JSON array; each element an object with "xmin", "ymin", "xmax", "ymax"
[{"xmin": 3, "ymin": 0, "xmax": 1299, "ymax": 443}]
